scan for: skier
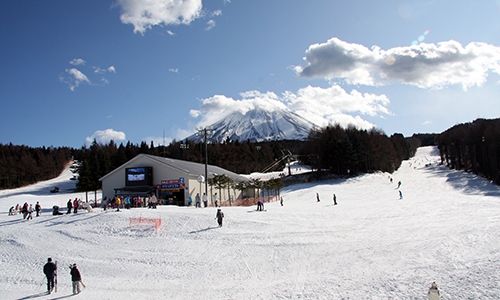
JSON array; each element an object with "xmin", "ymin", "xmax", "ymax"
[
  {"xmin": 195, "ymin": 193, "xmax": 201, "ymax": 208},
  {"xmin": 115, "ymin": 197, "xmax": 121, "ymax": 211},
  {"xmin": 149, "ymin": 194, "xmax": 157, "ymax": 209},
  {"xmin": 43, "ymin": 258, "xmax": 57, "ymax": 294},
  {"xmin": 428, "ymin": 282, "xmax": 440, "ymax": 300},
  {"xmin": 216, "ymin": 208, "xmax": 224, "ymax": 227},
  {"xmin": 27, "ymin": 204, "xmax": 34, "ymax": 220},
  {"xmin": 202, "ymin": 193, "xmax": 208, "ymax": 208},
  {"xmin": 102, "ymin": 197, "xmax": 107, "ymax": 211},
  {"xmin": 397, "ymin": 181, "xmax": 402, "ymax": 189},
  {"xmin": 66, "ymin": 199, "xmax": 72, "ymax": 214},
  {"xmin": 316, "ymin": 193, "xmax": 320, "ymax": 202},
  {"xmin": 35, "ymin": 201, "xmax": 41, "ymax": 217},
  {"xmin": 280, "ymin": 197, "xmax": 283, "ymax": 206},
  {"xmin": 22, "ymin": 202, "xmax": 29, "ymax": 219},
  {"xmin": 124, "ymin": 196, "xmax": 131, "ymax": 209},
  {"xmin": 73, "ymin": 198, "xmax": 79, "ymax": 213},
  {"xmin": 213, "ymin": 193, "xmax": 219, "ymax": 207},
  {"xmin": 333, "ymin": 194, "xmax": 337, "ymax": 205},
  {"xmin": 8, "ymin": 206, "xmax": 15, "ymax": 215},
  {"xmin": 188, "ymin": 196, "xmax": 193, "ymax": 206},
  {"xmin": 399, "ymin": 190, "xmax": 403, "ymax": 199},
  {"xmin": 69, "ymin": 264, "xmax": 82, "ymax": 295}
]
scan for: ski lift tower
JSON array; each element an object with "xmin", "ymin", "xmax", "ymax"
[{"xmin": 196, "ymin": 126, "xmax": 213, "ymax": 196}]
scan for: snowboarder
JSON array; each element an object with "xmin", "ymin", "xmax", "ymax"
[
  {"xmin": 52, "ymin": 205, "xmax": 63, "ymax": 215},
  {"xmin": 43, "ymin": 258, "xmax": 57, "ymax": 294},
  {"xmin": 188, "ymin": 196, "xmax": 193, "ymax": 206},
  {"xmin": 202, "ymin": 193, "xmax": 208, "ymax": 207},
  {"xmin": 333, "ymin": 194, "xmax": 337, "ymax": 205},
  {"xmin": 69, "ymin": 264, "xmax": 82, "ymax": 294},
  {"xmin": 216, "ymin": 208, "xmax": 224, "ymax": 227},
  {"xmin": 257, "ymin": 200, "xmax": 264, "ymax": 211},
  {"xmin": 280, "ymin": 197, "xmax": 283, "ymax": 206},
  {"xmin": 316, "ymin": 193, "xmax": 320, "ymax": 202},
  {"xmin": 195, "ymin": 193, "xmax": 201, "ymax": 208},
  {"xmin": 397, "ymin": 181, "xmax": 402, "ymax": 189},
  {"xmin": 35, "ymin": 201, "xmax": 41, "ymax": 217},
  {"xmin": 66, "ymin": 199, "xmax": 72, "ymax": 214},
  {"xmin": 399, "ymin": 190, "xmax": 403, "ymax": 199},
  {"xmin": 8, "ymin": 206, "xmax": 15, "ymax": 215},
  {"xmin": 428, "ymin": 282, "xmax": 440, "ymax": 300}
]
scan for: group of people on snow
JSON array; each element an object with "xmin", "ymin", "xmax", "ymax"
[
  {"xmin": 43, "ymin": 257, "xmax": 83, "ymax": 295},
  {"xmin": 9, "ymin": 202, "xmax": 42, "ymax": 220},
  {"xmin": 314, "ymin": 193, "xmax": 338, "ymax": 205}
]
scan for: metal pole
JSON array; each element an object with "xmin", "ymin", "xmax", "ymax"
[{"xmin": 204, "ymin": 128, "xmax": 208, "ymax": 196}]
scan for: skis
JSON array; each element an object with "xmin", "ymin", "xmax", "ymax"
[{"xmin": 54, "ymin": 260, "xmax": 58, "ymax": 293}]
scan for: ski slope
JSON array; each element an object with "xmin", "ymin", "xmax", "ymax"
[{"xmin": 1, "ymin": 146, "xmax": 500, "ymax": 299}]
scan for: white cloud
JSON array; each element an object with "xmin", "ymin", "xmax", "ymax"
[
  {"xmin": 283, "ymin": 85, "xmax": 391, "ymax": 129},
  {"xmin": 169, "ymin": 68, "xmax": 179, "ymax": 73},
  {"xmin": 116, "ymin": 0, "xmax": 203, "ymax": 34},
  {"xmin": 205, "ymin": 19, "xmax": 216, "ymax": 31},
  {"xmin": 60, "ymin": 61, "xmax": 115, "ymax": 91},
  {"xmin": 64, "ymin": 68, "xmax": 90, "ymax": 91},
  {"xmin": 192, "ymin": 86, "xmax": 391, "ymax": 131},
  {"xmin": 69, "ymin": 58, "xmax": 86, "ymax": 65},
  {"xmin": 166, "ymin": 30, "xmax": 175, "ymax": 36},
  {"xmin": 212, "ymin": 10, "xmax": 222, "ymax": 16},
  {"xmin": 296, "ymin": 38, "xmax": 500, "ymax": 90},
  {"xmin": 86, "ymin": 129, "xmax": 126, "ymax": 144}
]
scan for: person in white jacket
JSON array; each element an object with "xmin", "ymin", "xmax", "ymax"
[
  {"xmin": 212, "ymin": 193, "xmax": 218, "ymax": 207},
  {"xmin": 202, "ymin": 193, "xmax": 208, "ymax": 207}
]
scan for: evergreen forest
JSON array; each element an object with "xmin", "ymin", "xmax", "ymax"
[{"xmin": 2, "ymin": 118, "xmax": 498, "ymax": 192}]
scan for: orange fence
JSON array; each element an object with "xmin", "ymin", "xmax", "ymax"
[{"xmin": 129, "ymin": 215, "xmax": 162, "ymax": 233}]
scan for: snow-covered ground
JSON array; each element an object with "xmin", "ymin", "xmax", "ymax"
[{"xmin": 1, "ymin": 146, "xmax": 500, "ymax": 299}]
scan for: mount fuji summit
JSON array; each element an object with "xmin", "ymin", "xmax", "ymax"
[{"xmin": 186, "ymin": 108, "xmax": 315, "ymax": 143}]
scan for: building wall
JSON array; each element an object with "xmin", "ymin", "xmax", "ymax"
[{"xmin": 101, "ymin": 155, "xmax": 247, "ymax": 206}]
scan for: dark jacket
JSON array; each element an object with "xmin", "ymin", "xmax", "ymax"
[
  {"xmin": 43, "ymin": 262, "xmax": 56, "ymax": 278},
  {"xmin": 70, "ymin": 266, "xmax": 81, "ymax": 281}
]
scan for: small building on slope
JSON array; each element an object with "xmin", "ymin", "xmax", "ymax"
[{"xmin": 99, "ymin": 154, "xmax": 250, "ymax": 206}]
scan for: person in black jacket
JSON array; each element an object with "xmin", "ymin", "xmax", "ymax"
[
  {"xmin": 69, "ymin": 264, "xmax": 82, "ymax": 294},
  {"xmin": 216, "ymin": 209, "xmax": 224, "ymax": 227},
  {"xmin": 43, "ymin": 258, "xmax": 57, "ymax": 294}
]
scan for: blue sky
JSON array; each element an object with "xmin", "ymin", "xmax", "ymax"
[{"xmin": 1, "ymin": 0, "xmax": 500, "ymax": 148}]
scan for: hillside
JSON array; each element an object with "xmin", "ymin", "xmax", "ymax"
[{"xmin": 1, "ymin": 146, "xmax": 500, "ymax": 299}]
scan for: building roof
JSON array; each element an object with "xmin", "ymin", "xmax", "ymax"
[{"xmin": 99, "ymin": 154, "xmax": 249, "ymax": 182}]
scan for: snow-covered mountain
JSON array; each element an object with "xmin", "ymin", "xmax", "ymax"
[{"xmin": 186, "ymin": 108, "xmax": 315, "ymax": 143}]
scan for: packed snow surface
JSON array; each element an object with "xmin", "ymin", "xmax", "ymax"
[{"xmin": 1, "ymin": 146, "xmax": 500, "ymax": 299}]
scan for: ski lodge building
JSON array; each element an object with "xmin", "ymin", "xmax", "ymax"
[{"xmin": 99, "ymin": 154, "xmax": 250, "ymax": 206}]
